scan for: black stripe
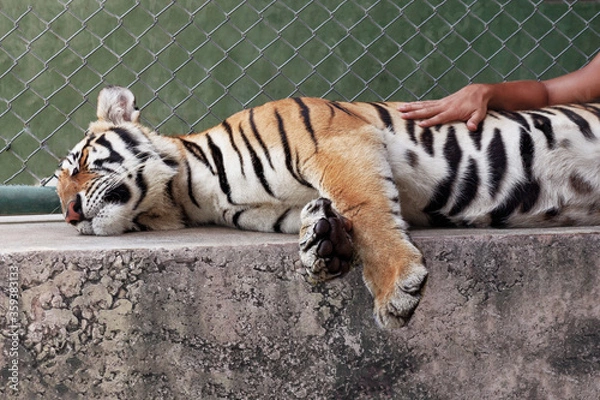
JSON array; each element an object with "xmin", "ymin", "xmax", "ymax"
[
  {"xmin": 240, "ymin": 127, "xmax": 275, "ymax": 197},
  {"xmin": 552, "ymin": 106, "xmax": 595, "ymax": 140},
  {"xmin": 78, "ymin": 136, "xmax": 94, "ymax": 167},
  {"xmin": 184, "ymin": 159, "xmax": 200, "ymax": 209},
  {"xmin": 521, "ymin": 180, "xmax": 540, "ymax": 213},
  {"xmin": 449, "ymin": 158, "xmax": 479, "ymax": 216},
  {"xmin": 161, "ymin": 157, "xmax": 179, "ymax": 169},
  {"xmin": 490, "ymin": 183, "xmax": 526, "ymax": 227},
  {"xmin": 104, "ymin": 183, "xmax": 131, "ymax": 204},
  {"xmin": 112, "ymin": 127, "xmax": 141, "ymax": 149},
  {"xmin": 578, "ymin": 104, "xmax": 600, "ymax": 121},
  {"xmin": 427, "ymin": 212, "xmax": 456, "ymax": 228},
  {"xmin": 223, "ymin": 120, "xmax": 245, "ymax": 176},
  {"xmin": 326, "ymin": 102, "xmax": 336, "ymax": 119},
  {"xmin": 165, "ymin": 178, "xmax": 191, "ymax": 226},
  {"xmin": 86, "ymin": 179, "xmax": 103, "ymax": 204},
  {"xmin": 569, "ymin": 173, "xmax": 595, "ymax": 194},
  {"xmin": 166, "ymin": 178, "xmax": 176, "ymax": 204},
  {"xmin": 389, "ymin": 195, "xmax": 401, "ymax": 217},
  {"xmin": 180, "ymin": 138, "xmax": 215, "ymax": 175},
  {"xmin": 529, "ymin": 112, "xmax": 555, "ymax": 149},
  {"xmin": 94, "ymin": 136, "xmax": 124, "ymax": 165},
  {"xmin": 530, "ymin": 108, "xmax": 556, "ymax": 116},
  {"xmin": 489, "ymin": 131, "xmax": 540, "ymax": 226},
  {"xmin": 249, "ymin": 108, "xmax": 274, "ymax": 169},
  {"xmin": 293, "ymin": 98, "xmax": 318, "ymax": 147},
  {"xmin": 406, "ymin": 150, "xmax": 419, "ymax": 168},
  {"xmin": 273, "ymin": 208, "xmax": 292, "ymax": 233},
  {"xmin": 443, "ymin": 127, "xmax": 462, "ymax": 169},
  {"xmin": 133, "ymin": 168, "xmax": 148, "ymax": 209},
  {"xmin": 132, "ymin": 215, "xmax": 150, "ymax": 232},
  {"xmin": 71, "ymin": 151, "xmax": 83, "ymax": 168},
  {"xmin": 518, "ymin": 129, "xmax": 539, "ymax": 213},
  {"xmin": 520, "ymin": 128, "xmax": 535, "ymax": 179},
  {"xmin": 490, "ymin": 180, "xmax": 540, "ymax": 226},
  {"xmin": 327, "ymin": 101, "xmax": 371, "ymax": 124},
  {"xmin": 487, "ymin": 128, "xmax": 507, "ymax": 198},
  {"xmin": 424, "ymin": 127, "xmax": 462, "ymax": 214},
  {"xmin": 405, "ymin": 119, "xmax": 417, "ymax": 144},
  {"xmin": 329, "ymin": 101, "xmax": 356, "ymax": 117},
  {"xmin": 294, "ymin": 150, "xmax": 305, "ymax": 183},
  {"xmin": 420, "ymin": 127, "xmax": 434, "ymax": 156},
  {"xmin": 275, "ymin": 110, "xmax": 312, "ymax": 188},
  {"xmin": 469, "ymin": 120, "xmax": 484, "ymax": 151},
  {"xmin": 135, "ymin": 151, "xmax": 151, "ymax": 162},
  {"xmin": 496, "ymin": 110, "xmax": 531, "ymax": 131},
  {"xmin": 369, "ymin": 102, "xmax": 394, "ymax": 132},
  {"xmin": 232, "ymin": 209, "xmax": 245, "ymax": 229},
  {"xmin": 206, "ymin": 134, "xmax": 234, "ymax": 204}
]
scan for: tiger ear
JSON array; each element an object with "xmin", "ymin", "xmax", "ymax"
[{"xmin": 96, "ymin": 85, "xmax": 140, "ymax": 124}]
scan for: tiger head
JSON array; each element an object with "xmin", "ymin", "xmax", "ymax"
[{"xmin": 56, "ymin": 86, "xmax": 183, "ymax": 235}]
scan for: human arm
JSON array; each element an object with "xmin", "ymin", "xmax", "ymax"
[
  {"xmin": 543, "ymin": 53, "xmax": 600, "ymax": 105},
  {"xmin": 398, "ymin": 53, "xmax": 600, "ymax": 131},
  {"xmin": 398, "ymin": 81, "xmax": 548, "ymax": 131}
]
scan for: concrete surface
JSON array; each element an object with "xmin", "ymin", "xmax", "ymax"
[{"xmin": 1, "ymin": 216, "xmax": 599, "ymax": 399}]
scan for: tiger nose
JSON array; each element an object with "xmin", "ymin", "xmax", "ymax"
[{"xmin": 65, "ymin": 197, "xmax": 84, "ymax": 225}]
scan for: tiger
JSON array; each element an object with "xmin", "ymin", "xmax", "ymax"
[{"xmin": 56, "ymin": 85, "xmax": 600, "ymax": 328}]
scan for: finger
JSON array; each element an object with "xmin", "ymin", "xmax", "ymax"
[
  {"xmin": 397, "ymin": 102, "xmax": 422, "ymax": 112},
  {"xmin": 466, "ymin": 109, "xmax": 486, "ymax": 132},
  {"xmin": 466, "ymin": 119, "xmax": 479, "ymax": 132},
  {"xmin": 397, "ymin": 100, "xmax": 438, "ymax": 112},
  {"xmin": 417, "ymin": 112, "xmax": 451, "ymax": 127},
  {"xmin": 400, "ymin": 106, "xmax": 443, "ymax": 120}
]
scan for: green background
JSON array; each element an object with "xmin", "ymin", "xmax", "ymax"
[{"xmin": 1, "ymin": 0, "xmax": 598, "ymax": 185}]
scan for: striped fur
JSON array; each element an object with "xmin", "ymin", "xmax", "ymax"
[{"xmin": 56, "ymin": 86, "xmax": 600, "ymax": 328}]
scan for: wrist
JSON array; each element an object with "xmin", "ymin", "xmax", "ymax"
[{"xmin": 475, "ymin": 83, "xmax": 495, "ymax": 108}]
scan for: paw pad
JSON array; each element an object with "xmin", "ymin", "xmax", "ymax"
[{"xmin": 299, "ymin": 198, "xmax": 355, "ymax": 280}]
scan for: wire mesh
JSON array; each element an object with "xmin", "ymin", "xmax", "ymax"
[{"xmin": 0, "ymin": 0, "xmax": 598, "ymax": 185}]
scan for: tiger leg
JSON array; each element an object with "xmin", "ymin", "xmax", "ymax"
[{"xmin": 301, "ymin": 139, "xmax": 428, "ymax": 328}]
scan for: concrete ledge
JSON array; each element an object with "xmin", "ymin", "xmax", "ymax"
[{"xmin": 1, "ymin": 217, "xmax": 599, "ymax": 399}]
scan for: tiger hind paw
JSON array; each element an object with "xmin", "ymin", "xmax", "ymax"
[
  {"xmin": 374, "ymin": 262, "xmax": 428, "ymax": 328},
  {"xmin": 299, "ymin": 198, "xmax": 354, "ymax": 281}
]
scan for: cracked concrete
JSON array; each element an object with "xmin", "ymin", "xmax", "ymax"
[{"xmin": 1, "ymin": 216, "xmax": 599, "ymax": 399}]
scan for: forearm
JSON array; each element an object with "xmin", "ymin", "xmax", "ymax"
[{"xmin": 484, "ymin": 80, "xmax": 550, "ymax": 112}]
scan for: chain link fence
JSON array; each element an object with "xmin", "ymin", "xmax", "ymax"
[{"xmin": 0, "ymin": 0, "xmax": 598, "ymax": 185}]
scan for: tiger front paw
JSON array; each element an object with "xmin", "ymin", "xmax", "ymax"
[
  {"xmin": 299, "ymin": 198, "xmax": 354, "ymax": 281},
  {"xmin": 373, "ymin": 262, "xmax": 428, "ymax": 328}
]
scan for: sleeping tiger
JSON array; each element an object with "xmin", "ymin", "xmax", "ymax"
[{"xmin": 56, "ymin": 85, "xmax": 600, "ymax": 328}]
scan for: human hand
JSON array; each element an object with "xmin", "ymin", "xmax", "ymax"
[{"xmin": 398, "ymin": 84, "xmax": 492, "ymax": 131}]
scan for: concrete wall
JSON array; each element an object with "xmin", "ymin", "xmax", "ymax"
[{"xmin": 1, "ymin": 217, "xmax": 599, "ymax": 399}]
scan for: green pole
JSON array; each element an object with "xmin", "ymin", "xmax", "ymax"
[{"xmin": 0, "ymin": 185, "xmax": 61, "ymax": 215}]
